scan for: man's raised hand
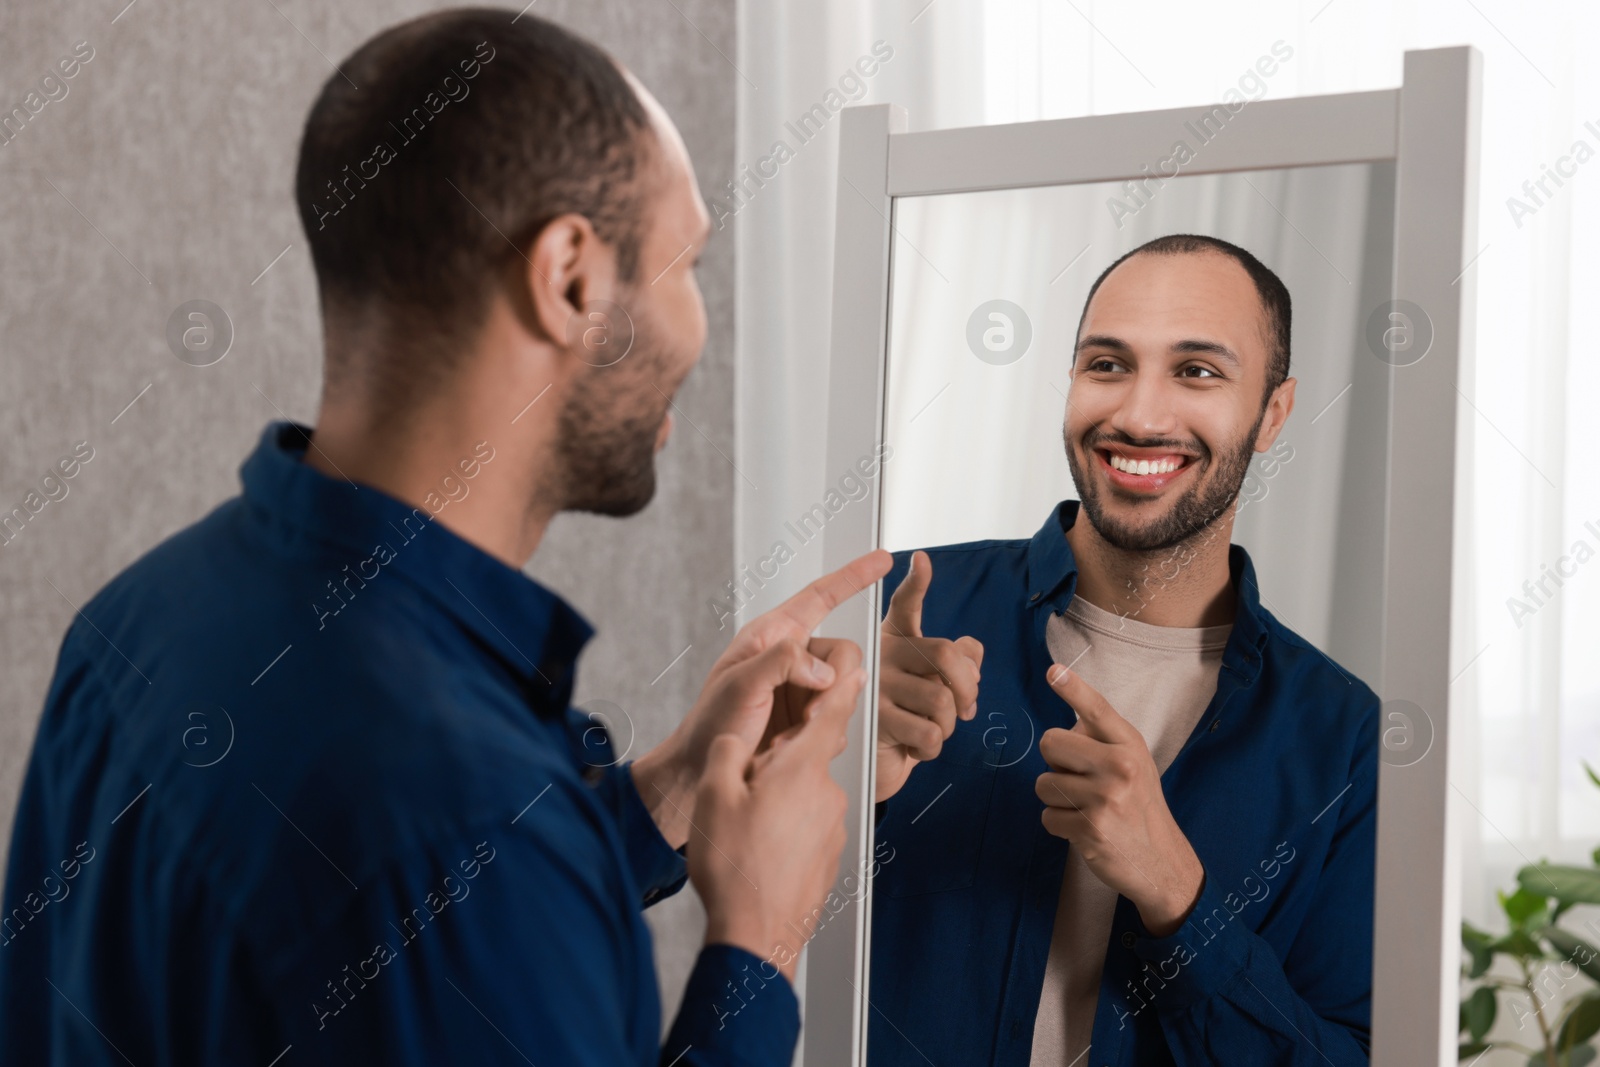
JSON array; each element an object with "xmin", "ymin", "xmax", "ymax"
[
  {"xmin": 633, "ymin": 549, "xmax": 893, "ymax": 848},
  {"xmin": 690, "ymin": 639, "xmax": 867, "ymax": 981},
  {"xmin": 875, "ymin": 550, "xmax": 984, "ymax": 803},
  {"xmin": 1034, "ymin": 664, "xmax": 1204, "ymax": 936}
]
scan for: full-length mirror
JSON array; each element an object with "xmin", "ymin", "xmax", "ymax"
[
  {"xmin": 812, "ymin": 46, "xmax": 1480, "ymax": 1067},
  {"xmin": 867, "ymin": 164, "xmax": 1394, "ymax": 1065}
]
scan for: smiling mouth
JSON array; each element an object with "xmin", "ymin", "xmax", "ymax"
[{"xmin": 1094, "ymin": 446, "xmax": 1197, "ymax": 492}]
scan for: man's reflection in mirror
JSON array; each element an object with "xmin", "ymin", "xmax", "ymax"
[{"xmin": 871, "ymin": 235, "xmax": 1376, "ymax": 1066}]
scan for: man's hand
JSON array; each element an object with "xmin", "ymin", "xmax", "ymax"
[
  {"xmin": 689, "ymin": 639, "xmax": 868, "ymax": 982},
  {"xmin": 1035, "ymin": 664, "xmax": 1204, "ymax": 937},
  {"xmin": 632, "ymin": 549, "xmax": 894, "ymax": 849},
  {"xmin": 875, "ymin": 550, "xmax": 983, "ymax": 803}
]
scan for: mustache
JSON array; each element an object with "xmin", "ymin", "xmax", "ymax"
[{"xmin": 1080, "ymin": 429, "xmax": 1209, "ymax": 461}]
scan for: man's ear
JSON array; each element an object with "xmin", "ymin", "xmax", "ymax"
[
  {"xmin": 519, "ymin": 213, "xmax": 616, "ymax": 352},
  {"xmin": 1254, "ymin": 376, "xmax": 1297, "ymax": 452}
]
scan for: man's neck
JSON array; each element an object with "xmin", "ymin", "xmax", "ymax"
[
  {"xmin": 302, "ymin": 402, "xmax": 556, "ymax": 571},
  {"xmin": 1064, "ymin": 506, "xmax": 1237, "ymax": 629}
]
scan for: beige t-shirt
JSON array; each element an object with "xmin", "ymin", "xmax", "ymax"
[{"xmin": 1028, "ymin": 595, "xmax": 1231, "ymax": 1067}]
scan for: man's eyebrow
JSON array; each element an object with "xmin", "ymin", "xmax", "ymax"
[
  {"xmin": 1076, "ymin": 334, "xmax": 1132, "ymax": 353},
  {"xmin": 1172, "ymin": 338, "xmax": 1241, "ymax": 366}
]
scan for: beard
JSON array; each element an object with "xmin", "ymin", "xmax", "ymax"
[
  {"xmin": 1064, "ymin": 409, "xmax": 1264, "ymax": 554},
  {"xmin": 554, "ymin": 305, "xmax": 676, "ymax": 518}
]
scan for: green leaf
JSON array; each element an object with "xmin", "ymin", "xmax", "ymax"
[
  {"xmin": 1493, "ymin": 929, "xmax": 1547, "ymax": 960},
  {"xmin": 1504, "ymin": 885, "xmax": 1555, "ymax": 929},
  {"xmin": 1557, "ymin": 994, "xmax": 1600, "ymax": 1050},
  {"xmin": 1465, "ymin": 986, "xmax": 1497, "ymax": 1042},
  {"xmin": 1521, "ymin": 866, "xmax": 1600, "ymax": 908},
  {"xmin": 1465, "ymin": 922, "xmax": 1498, "ymax": 978},
  {"xmin": 1459, "ymin": 1041, "xmax": 1490, "ymax": 1058},
  {"xmin": 1528, "ymin": 1045, "xmax": 1598, "ymax": 1067},
  {"xmin": 1583, "ymin": 760, "xmax": 1600, "ymax": 792},
  {"xmin": 1545, "ymin": 928, "xmax": 1600, "ymax": 984}
]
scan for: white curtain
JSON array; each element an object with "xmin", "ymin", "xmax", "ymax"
[{"xmin": 736, "ymin": 0, "xmax": 1600, "ymax": 952}]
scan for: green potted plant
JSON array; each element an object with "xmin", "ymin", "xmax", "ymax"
[{"xmin": 1460, "ymin": 764, "xmax": 1600, "ymax": 1065}]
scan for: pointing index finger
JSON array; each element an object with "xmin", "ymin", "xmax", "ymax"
[
  {"xmin": 1046, "ymin": 664, "xmax": 1135, "ymax": 743},
  {"xmin": 774, "ymin": 549, "xmax": 893, "ymax": 635}
]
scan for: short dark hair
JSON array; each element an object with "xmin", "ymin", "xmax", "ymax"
[
  {"xmin": 1075, "ymin": 234, "xmax": 1292, "ymax": 400},
  {"xmin": 295, "ymin": 8, "xmax": 655, "ymax": 410}
]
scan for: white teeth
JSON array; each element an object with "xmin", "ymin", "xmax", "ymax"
[{"xmin": 1109, "ymin": 454, "xmax": 1183, "ymax": 476}]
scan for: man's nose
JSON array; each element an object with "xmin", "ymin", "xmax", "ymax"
[{"xmin": 1110, "ymin": 373, "xmax": 1179, "ymax": 440}]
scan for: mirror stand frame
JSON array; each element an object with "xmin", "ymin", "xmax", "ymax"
[{"xmin": 809, "ymin": 46, "xmax": 1481, "ymax": 1067}]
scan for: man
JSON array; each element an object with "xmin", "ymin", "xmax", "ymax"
[
  {"xmin": 0, "ymin": 10, "xmax": 892, "ymax": 1065},
  {"xmin": 870, "ymin": 235, "xmax": 1378, "ymax": 1066}
]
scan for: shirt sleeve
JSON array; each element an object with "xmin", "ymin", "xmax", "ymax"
[
  {"xmin": 662, "ymin": 943, "xmax": 802, "ymax": 1067},
  {"xmin": 598, "ymin": 760, "xmax": 689, "ymax": 907},
  {"xmin": 251, "ymin": 781, "xmax": 798, "ymax": 1067},
  {"xmin": 563, "ymin": 700, "xmax": 689, "ymax": 908},
  {"xmin": 1127, "ymin": 729, "xmax": 1376, "ymax": 1066}
]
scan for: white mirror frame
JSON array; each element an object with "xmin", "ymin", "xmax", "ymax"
[{"xmin": 808, "ymin": 46, "xmax": 1481, "ymax": 1067}]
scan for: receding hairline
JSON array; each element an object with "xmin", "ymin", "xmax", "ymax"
[
  {"xmin": 1076, "ymin": 246, "xmax": 1279, "ymax": 374},
  {"xmin": 616, "ymin": 66, "xmax": 712, "ymax": 252}
]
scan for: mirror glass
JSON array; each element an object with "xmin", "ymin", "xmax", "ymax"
[{"xmin": 866, "ymin": 161, "xmax": 1397, "ymax": 1064}]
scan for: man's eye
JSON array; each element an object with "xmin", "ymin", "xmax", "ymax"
[
  {"xmin": 1181, "ymin": 365, "xmax": 1219, "ymax": 379},
  {"xmin": 1087, "ymin": 359, "xmax": 1123, "ymax": 373}
]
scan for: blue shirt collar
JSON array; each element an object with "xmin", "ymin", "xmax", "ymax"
[
  {"xmin": 239, "ymin": 420, "xmax": 594, "ymax": 704},
  {"xmin": 1025, "ymin": 499, "xmax": 1269, "ymax": 677}
]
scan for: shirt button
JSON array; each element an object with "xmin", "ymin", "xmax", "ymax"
[
  {"xmin": 1030, "ymin": 592, "xmax": 1040, "ymax": 601},
  {"xmin": 1209, "ymin": 719, "xmax": 1220, "ymax": 732},
  {"xmin": 1010, "ymin": 1020, "xmax": 1022, "ymax": 1040},
  {"xmin": 1121, "ymin": 931, "xmax": 1137, "ymax": 948}
]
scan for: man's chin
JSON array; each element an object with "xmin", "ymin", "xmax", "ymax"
[
  {"xmin": 1081, "ymin": 493, "xmax": 1220, "ymax": 554},
  {"xmin": 1070, "ymin": 449, "xmax": 1238, "ymax": 554},
  {"xmin": 1089, "ymin": 518, "xmax": 1183, "ymax": 554},
  {"xmin": 571, "ymin": 471, "xmax": 657, "ymax": 519}
]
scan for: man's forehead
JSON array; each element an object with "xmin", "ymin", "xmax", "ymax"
[
  {"xmin": 620, "ymin": 65, "xmax": 711, "ymax": 240},
  {"xmin": 1083, "ymin": 251, "xmax": 1271, "ymax": 358},
  {"xmin": 621, "ymin": 68, "xmax": 687, "ymax": 164}
]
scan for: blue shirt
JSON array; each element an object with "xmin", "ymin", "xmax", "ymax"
[
  {"xmin": 0, "ymin": 421, "xmax": 799, "ymax": 1066},
  {"xmin": 870, "ymin": 501, "xmax": 1377, "ymax": 1066}
]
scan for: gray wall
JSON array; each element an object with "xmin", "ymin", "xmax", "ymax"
[{"xmin": 0, "ymin": 0, "xmax": 734, "ymax": 1032}]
